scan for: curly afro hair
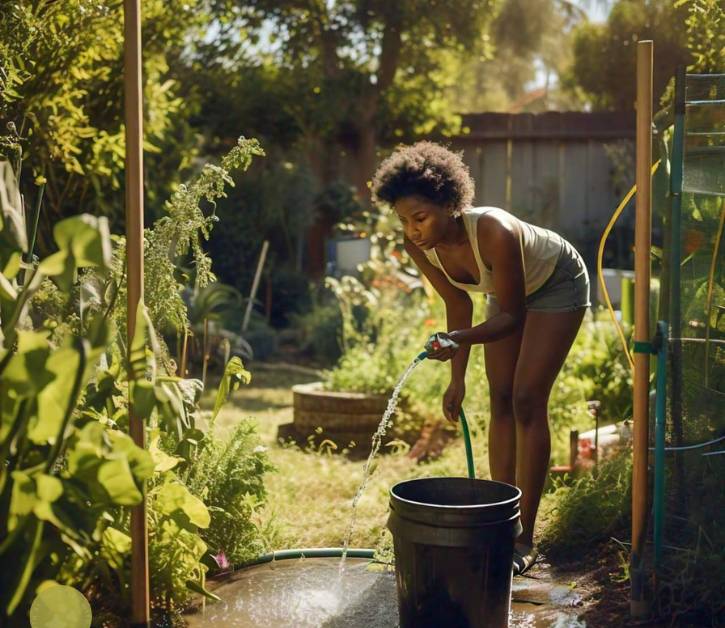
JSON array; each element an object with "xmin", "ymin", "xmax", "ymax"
[{"xmin": 371, "ymin": 141, "xmax": 475, "ymax": 216}]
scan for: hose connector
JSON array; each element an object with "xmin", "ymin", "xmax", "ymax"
[{"xmin": 424, "ymin": 332, "xmax": 459, "ymax": 355}]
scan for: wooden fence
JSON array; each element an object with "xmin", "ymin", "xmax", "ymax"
[{"xmin": 449, "ymin": 111, "xmax": 636, "ymax": 270}]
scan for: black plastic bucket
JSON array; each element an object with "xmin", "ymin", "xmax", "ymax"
[{"xmin": 387, "ymin": 477, "xmax": 522, "ymax": 628}]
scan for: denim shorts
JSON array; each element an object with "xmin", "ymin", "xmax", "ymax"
[{"xmin": 486, "ymin": 239, "xmax": 591, "ymax": 316}]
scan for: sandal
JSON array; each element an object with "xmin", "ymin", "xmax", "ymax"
[{"xmin": 512, "ymin": 543, "xmax": 538, "ymax": 576}]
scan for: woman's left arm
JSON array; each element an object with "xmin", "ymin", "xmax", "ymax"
[{"xmin": 449, "ymin": 213, "xmax": 527, "ymax": 346}]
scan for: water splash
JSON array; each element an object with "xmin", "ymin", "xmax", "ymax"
[{"xmin": 340, "ymin": 355, "xmax": 425, "ymax": 566}]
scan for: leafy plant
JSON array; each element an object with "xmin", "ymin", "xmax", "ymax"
[
  {"xmin": 108, "ymin": 137, "xmax": 264, "ymax": 343},
  {"xmin": 538, "ymin": 452, "xmax": 632, "ymax": 559},
  {"xmin": 0, "ymin": 160, "xmax": 154, "ymax": 622},
  {"xmin": 182, "ymin": 421, "xmax": 276, "ymax": 568},
  {"xmin": 0, "ymin": 132, "xmax": 274, "ymax": 623}
]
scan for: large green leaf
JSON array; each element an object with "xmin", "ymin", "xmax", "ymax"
[
  {"xmin": 154, "ymin": 481, "xmax": 210, "ymax": 529},
  {"xmin": 128, "ymin": 300, "xmax": 158, "ymax": 382},
  {"xmin": 106, "ymin": 430, "xmax": 154, "ymax": 483},
  {"xmin": 97, "ymin": 458, "xmax": 142, "ymax": 506},
  {"xmin": 7, "ymin": 472, "xmax": 64, "ymax": 533},
  {"xmin": 8, "ymin": 472, "xmax": 36, "ymax": 532},
  {"xmin": 100, "ymin": 527, "xmax": 131, "ymax": 570},
  {"xmin": 130, "ymin": 379, "xmax": 156, "ymax": 421},
  {"xmin": 65, "ymin": 422, "xmax": 105, "ymax": 478},
  {"xmin": 37, "ymin": 215, "xmax": 112, "ymax": 290},
  {"xmin": 148, "ymin": 432, "xmax": 183, "ymax": 472},
  {"xmin": 2, "ymin": 331, "xmax": 53, "ymax": 398},
  {"xmin": 211, "ymin": 357, "xmax": 251, "ymax": 425},
  {"xmin": 28, "ymin": 347, "xmax": 80, "ymax": 445},
  {"xmin": 34, "ymin": 475, "xmax": 62, "ymax": 503},
  {"xmin": 64, "ymin": 422, "xmax": 152, "ymax": 507}
]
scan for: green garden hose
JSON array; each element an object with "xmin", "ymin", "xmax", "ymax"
[
  {"xmin": 241, "ymin": 547, "xmax": 376, "ymax": 568},
  {"xmin": 458, "ymin": 408, "xmax": 476, "ymax": 480},
  {"xmin": 417, "ymin": 349, "xmax": 476, "ymax": 480}
]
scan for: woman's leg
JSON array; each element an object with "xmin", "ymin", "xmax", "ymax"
[
  {"xmin": 512, "ymin": 308, "xmax": 586, "ymax": 547},
  {"xmin": 483, "ymin": 325, "xmax": 524, "ymax": 486}
]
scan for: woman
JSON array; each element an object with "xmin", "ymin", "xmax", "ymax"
[{"xmin": 371, "ymin": 141, "xmax": 590, "ymax": 574}]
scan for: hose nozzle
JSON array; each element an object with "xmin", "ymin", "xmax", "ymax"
[{"xmin": 423, "ymin": 332, "xmax": 459, "ymax": 355}]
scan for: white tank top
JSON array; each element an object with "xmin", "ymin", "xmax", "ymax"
[{"xmin": 422, "ymin": 207, "xmax": 564, "ymax": 295}]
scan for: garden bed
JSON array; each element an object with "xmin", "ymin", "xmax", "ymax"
[{"xmin": 278, "ymin": 382, "xmax": 390, "ymax": 457}]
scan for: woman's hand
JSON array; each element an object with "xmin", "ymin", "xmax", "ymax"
[
  {"xmin": 426, "ymin": 331, "xmax": 460, "ymax": 362},
  {"xmin": 442, "ymin": 379, "xmax": 466, "ymax": 423}
]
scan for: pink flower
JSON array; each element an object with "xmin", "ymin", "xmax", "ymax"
[{"xmin": 213, "ymin": 551, "xmax": 230, "ymax": 570}]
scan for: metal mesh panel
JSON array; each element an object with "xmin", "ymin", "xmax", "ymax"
[{"xmin": 651, "ymin": 72, "xmax": 725, "ymax": 620}]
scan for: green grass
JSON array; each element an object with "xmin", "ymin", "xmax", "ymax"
[{"xmin": 201, "ymin": 365, "xmax": 493, "ymax": 551}]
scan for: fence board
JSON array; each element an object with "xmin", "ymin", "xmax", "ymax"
[{"xmin": 479, "ymin": 142, "xmax": 508, "ymax": 208}]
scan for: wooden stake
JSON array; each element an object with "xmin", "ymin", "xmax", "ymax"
[
  {"xmin": 202, "ymin": 317, "xmax": 210, "ymax": 388},
  {"xmin": 124, "ymin": 0, "xmax": 149, "ymax": 624},
  {"xmin": 180, "ymin": 328, "xmax": 190, "ymax": 378},
  {"xmin": 243, "ymin": 240, "xmax": 269, "ymax": 333},
  {"xmin": 631, "ymin": 39, "xmax": 653, "ymax": 620}
]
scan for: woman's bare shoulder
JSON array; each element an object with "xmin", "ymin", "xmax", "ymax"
[{"xmin": 475, "ymin": 207, "xmax": 520, "ymax": 240}]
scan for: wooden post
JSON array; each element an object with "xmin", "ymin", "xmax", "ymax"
[
  {"xmin": 631, "ymin": 39, "xmax": 653, "ymax": 620},
  {"xmin": 124, "ymin": 0, "xmax": 149, "ymax": 625}
]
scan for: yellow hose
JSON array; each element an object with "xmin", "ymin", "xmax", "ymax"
[{"xmin": 596, "ymin": 160, "xmax": 661, "ymax": 370}]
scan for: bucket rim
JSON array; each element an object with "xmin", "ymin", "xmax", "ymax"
[{"xmin": 389, "ymin": 476, "xmax": 521, "ymax": 511}]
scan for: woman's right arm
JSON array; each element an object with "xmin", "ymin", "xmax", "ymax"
[{"xmin": 404, "ymin": 238, "xmax": 473, "ymax": 414}]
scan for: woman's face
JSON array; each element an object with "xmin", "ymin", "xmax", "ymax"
[{"xmin": 394, "ymin": 195, "xmax": 451, "ymax": 250}]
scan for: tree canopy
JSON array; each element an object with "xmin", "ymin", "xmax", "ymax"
[{"xmin": 566, "ymin": 0, "xmax": 692, "ymax": 110}]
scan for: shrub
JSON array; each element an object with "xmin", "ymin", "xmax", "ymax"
[
  {"xmin": 289, "ymin": 287, "xmax": 344, "ymax": 366},
  {"xmin": 182, "ymin": 421, "xmax": 276, "ymax": 567},
  {"xmin": 243, "ymin": 321, "xmax": 278, "ymax": 361},
  {"xmin": 268, "ymin": 267, "xmax": 313, "ymax": 328}
]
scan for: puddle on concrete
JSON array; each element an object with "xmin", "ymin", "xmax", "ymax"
[
  {"xmin": 186, "ymin": 558, "xmax": 397, "ymax": 628},
  {"xmin": 186, "ymin": 557, "xmax": 589, "ymax": 627}
]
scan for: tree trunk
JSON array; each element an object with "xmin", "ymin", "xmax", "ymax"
[{"xmin": 350, "ymin": 120, "xmax": 377, "ymax": 207}]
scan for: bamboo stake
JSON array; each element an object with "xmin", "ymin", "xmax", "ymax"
[
  {"xmin": 631, "ymin": 39, "xmax": 653, "ymax": 620},
  {"xmin": 124, "ymin": 0, "xmax": 149, "ymax": 624},
  {"xmin": 202, "ymin": 317, "xmax": 210, "ymax": 388},
  {"xmin": 180, "ymin": 328, "xmax": 190, "ymax": 378},
  {"xmin": 243, "ymin": 240, "xmax": 269, "ymax": 333}
]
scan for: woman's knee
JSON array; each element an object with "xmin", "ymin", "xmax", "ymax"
[
  {"xmin": 512, "ymin": 388, "xmax": 548, "ymax": 425},
  {"xmin": 488, "ymin": 385, "xmax": 514, "ymax": 417}
]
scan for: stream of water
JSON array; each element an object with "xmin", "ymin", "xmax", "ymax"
[{"xmin": 339, "ymin": 355, "xmax": 425, "ymax": 566}]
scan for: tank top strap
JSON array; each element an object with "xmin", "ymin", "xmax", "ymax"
[
  {"xmin": 422, "ymin": 246, "xmax": 440, "ymax": 268},
  {"xmin": 461, "ymin": 207, "xmax": 494, "ymax": 277}
]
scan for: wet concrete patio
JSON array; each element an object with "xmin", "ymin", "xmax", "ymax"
[{"xmin": 185, "ymin": 556, "xmax": 591, "ymax": 627}]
